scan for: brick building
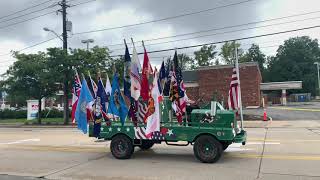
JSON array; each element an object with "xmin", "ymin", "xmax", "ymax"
[{"xmin": 183, "ymin": 62, "xmax": 262, "ymax": 107}]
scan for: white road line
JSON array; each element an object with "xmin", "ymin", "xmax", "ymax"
[
  {"xmin": 0, "ymin": 138, "xmax": 40, "ymax": 145},
  {"xmin": 247, "ymin": 142, "xmax": 280, "ymax": 145}
]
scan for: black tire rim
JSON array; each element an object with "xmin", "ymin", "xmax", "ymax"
[
  {"xmin": 198, "ymin": 141, "xmax": 217, "ymax": 159},
  {"xmin": 114, "ymin": 139, "xmax": 128, "ymax": 157}
]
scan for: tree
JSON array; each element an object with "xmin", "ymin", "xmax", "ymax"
[
  {"xmin": 240, "ymin": 44, "xmax": 266, "ymax": 71},
  {"xmin": 220, "ymin": 41, "xmax": 243, "ymax": 64},
  {"xmin": 194, "ymin": 45, "xmax": 218, "ymax": 67},
  {"xmin": 177, "ymin": 53, "xmax": 194, "ymax": 70},
  {"xmin": 4, "ymin": 52, "xmax": 59, "ymax": 124},
  {"xmin": 265, "ymin": 36, "xmax": 320, "ymax": 95},
  {"xmin": 46, "ymin": 46, "xmax": 115, "ymax": 124}
]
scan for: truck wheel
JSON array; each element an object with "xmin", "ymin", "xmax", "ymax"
[
  {"xmin": 193, "ymin": 135, "xmax": 222, "ymax": 163},
  {"xmin": 111, "ymin": 134, "xmax": 134, "ymax": 159},
  {"xmin": 139, "ymin": 140, "xmax": 154, "ymax": 150}
]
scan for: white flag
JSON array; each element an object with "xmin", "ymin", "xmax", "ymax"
[
  {"xmin": 105, "ymin": 74, "xmax": 112, "ymax": 96},
  {"xmin": 145, "ymin": 72, "xmax": 161, "ymax": 138},
  {"xmin": 130, "ymin": 40, "xmax": 142, "ymax": 100}
]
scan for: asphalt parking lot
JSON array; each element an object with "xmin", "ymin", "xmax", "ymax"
[
  {"xmin": 244, "ymin": 102, "xmax": 320, "ymax": 120},
  {"xmin": 0, "ymin": 125, "xmax": 320, "ymax": 180}
]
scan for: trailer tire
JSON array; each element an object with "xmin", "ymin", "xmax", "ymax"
[
  {"xmin": 193, "ymin": 135, "xmax": 222, "ymax": 163},
  {"xmin": 139, "ymin": 140, "xmax": 154, "ymax": 150},
  {"xmin": 110, "ymin": 134, "xmax": 134, "ymax": 159}
]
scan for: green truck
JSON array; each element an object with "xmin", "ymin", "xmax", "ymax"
[{"xmin": 89, "ymin": 98, "xmax": 246, "ymax": 163}]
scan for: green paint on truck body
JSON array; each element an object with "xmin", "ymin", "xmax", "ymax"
[{"xmin": 89, "ymin": 98, "xmax": 246, "ymax": 144}]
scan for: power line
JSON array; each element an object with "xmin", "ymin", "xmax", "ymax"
[
  {"xmin": 0, "ymin": 0, "xmax": 55, "ymax": 20},
  {"xmin": 0, "ymin": 37, "xmax": 58, "ymax": 59},
  {"xmin": 69, "ymin": 0, "xmax": 97, "ymax": 7},
  {"xmin": 0, "ymin": 2, "xmax": 59, "ymax": 25},
  {"xmin": 109, "ymin": 24, "xmax": 320, "ymax": 57},
  {"xmin": 0, "ymin": 10, "xmax": 57, "ymax": 31},
  {"xmin": 72, "ymin": 0, "xmax": 257, "ymax": 35},
  {"xmin": 107, "ymin": 9, "xmax": 320, "ymax": 48},
  {"xmin": 109, "ymin": 15, "xmax": 320, "ymax": 52}
]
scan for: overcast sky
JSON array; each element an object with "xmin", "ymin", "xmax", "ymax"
[{"xmin": 1, "ymin": 0, "xmax": 320, "ymax": 75}]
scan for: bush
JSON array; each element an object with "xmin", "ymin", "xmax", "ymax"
[
  {"xmin": 0, "ymin": 109, "xmax": 27, "ymax": 119},
  {"xmin": 40, "ymin": 109, "xmax": 64, "ymax": 118},
  {"xmin": 0, "ymin": 108, "xmax": 68, "ymax": 119}
]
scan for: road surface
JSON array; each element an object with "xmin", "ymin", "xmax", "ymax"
[{"xmin": 0, "ymin": 126, "xmax": 320, "ymax": 180}]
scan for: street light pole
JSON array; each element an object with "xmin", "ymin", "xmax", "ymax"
[
  {"xmin": 315, "ymin": 62, "xmax": 320, "ymax": 99},
  {"xmin": 81, "ymin": 39, "xmax": 94, "ymax": 50}
]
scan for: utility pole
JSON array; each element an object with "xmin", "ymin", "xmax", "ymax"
[{"xmin": 59, "ymin": 0, "xmax": 69, "ymax": 124}]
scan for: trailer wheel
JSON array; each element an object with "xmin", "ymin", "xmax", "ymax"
[
  {"xmin": 193, "ymin": 135, "xmax": 222, "ymax": 163},
  {"xmin": 139, "ymin": 140, "xmax": 154, "ymax": 150},
  {"xmin": 111, "ymin": 134, "xmax": 134, "ymax": 159}
]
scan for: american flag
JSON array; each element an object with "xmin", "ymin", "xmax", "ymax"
[
  {"xmin": 151, "ymin": 131, "xmax": 165, "ymax": 140},
  {"xmin": 137, "ymin": 101, "xmax": 148, "ymax": 124},
  {"xmin": 173, "ymin": 51, "xmax": 187, "ymax": 114},
  {"xmin": 71, "ymin": 70, "xmax": 81, "ymax": 124},
  {"xmin": 134, "ymin": 127, "xmax": 149, "ymax": 139},
  {"xmin": 228, "ymin": 66, "xmax": 239, "ymax": 115}
]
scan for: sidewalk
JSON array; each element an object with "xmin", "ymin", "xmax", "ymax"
[{"xmin": 1, "ymin": 120, "xmax": 320, "ymax": 128}]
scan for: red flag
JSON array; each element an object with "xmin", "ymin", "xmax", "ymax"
[
  {"xmin": 228, "ymin": 66, "xmax": 239, "ymax": 115},
  {"xmin": 140, "ymin": 46, "xmax": 153, "ymax": 101},
  {"xmin": 71, "ymin": 70, "xmax": 81, "ymax": 124}
]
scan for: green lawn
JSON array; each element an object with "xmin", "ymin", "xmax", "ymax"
[{"xmin": 0, "ymin": 118, "xmax": 65, "ymax": 124}]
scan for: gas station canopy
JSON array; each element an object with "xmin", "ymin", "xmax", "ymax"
[{"xmin": 260, "ymin": 81, "xmax": 302, "ymax": 91}]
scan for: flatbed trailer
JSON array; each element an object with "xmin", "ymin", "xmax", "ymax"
[{"xmin": 89, "ymin": 98, "xmax": 246, "ymax": 163}]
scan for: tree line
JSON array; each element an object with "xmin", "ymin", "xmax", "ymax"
[{"xmin": 1, "ymin": 36, "xmax": 319, "ymax": 124}]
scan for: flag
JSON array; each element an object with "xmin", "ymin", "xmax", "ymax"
[
  {"xmin": 130, "ymin": 39, "xmax": 142, "ymax": 101},
  {"xmin": 137, "ymin": 100, "xmax": 148, "ymax": 123},
  {"xmin": 93, "ymin": 77, "xmax": 110, "ymax": 137},
  {"xmin": 173, "ymin": 51, "xmax": 187, "ymax": 114},
  {"xmin": 158, "ymin": 61, "xmax": 166, "ymax": 95},
  {"xmin": 128, "ymin": 98, "xmax": 138, "ymax": 126},
  {"xmin": 105, "ymin": 74, "xmax": 112, "ymax": 112},
  {"xmin": 169, "ymin": 52, "xmax": 183, "ymax": 123},
  {"xmin": 163, "ymin": 59, "xmax": 172, "ymax": 96},
  {"xmin": 75, "ymin": 79, "xmax": 94, "ymax": 134},
  {"xmin": 71, "ymin": 70, "xmax": 82, "ymax": 124},
  {"xmin": 140, "ymin": 45, "xmax": 153, "ymax": 101},
  {"xmin": 228, "ymin": 66, "xmax": 239, "ymax": 114},
  {"xmin": 145, "ymin": 71, "xmax": 161, "ymax": 137},
  {"xmin": 88, "ymin": 72, "xmax": 97, "ymax": 98},
  {"xmin": 108, "ymin": 73, "xmax": 129, "ymax": 125},
  {"xmin": 123, "ymin": 40, "xmax": 131, "ymax": 99}
]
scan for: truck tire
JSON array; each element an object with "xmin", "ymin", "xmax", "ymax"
[
  {"xmin": 111, "ymin": 134, "xmax": 134, "ymax": 159},
  {"xmin": 139, "ymin": 140, "xmax": 154, "ymax": 150},
  {"xmin": 193, "ymin": 135, "xmax": 222, "ymax": 163},
  {"xmin": 221, "ymin": 142, "xmax": 230, "ymax": 151}
]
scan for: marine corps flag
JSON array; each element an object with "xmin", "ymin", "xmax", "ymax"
[{"xmin": 140, "ymin": 42, "xmax": 153, "ymax": 101}]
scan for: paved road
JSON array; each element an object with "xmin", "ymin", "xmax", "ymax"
[
  {"xmin": 0, "ymin": 126, "xmax": 320, "ymax": 180},
  {"xmin": 244, "ymin": 101, "xmax": 320, "ymax": 120}
]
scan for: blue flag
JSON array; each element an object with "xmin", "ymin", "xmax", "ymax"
[
  {"xmin": 108, "ymin": 74, "xmax": 129, "ymax": 125},
  {"xmin": 123, "ymin": 41, "xmax": 131, "ymax": 99},
  {"xmin": 75, "ymin": 79, "xmax": 94, "ymax": 134},
  {"xmin": 93, "ymin": 77, "xmax": 110, "ymax": 137}
]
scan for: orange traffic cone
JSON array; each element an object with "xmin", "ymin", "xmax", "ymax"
[{"xmin": 263, "ymin": 108, "xmax": 267, "ymax": 121}]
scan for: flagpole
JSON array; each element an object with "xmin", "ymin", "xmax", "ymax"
[{"xmin": 234, "ymin": 41, "xmax": 244, "ymax": 131}]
